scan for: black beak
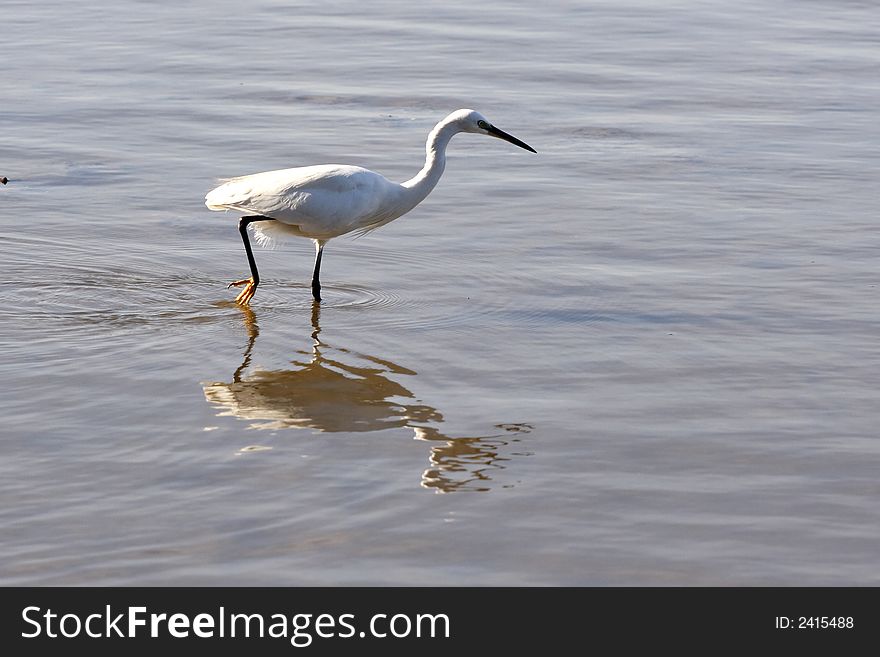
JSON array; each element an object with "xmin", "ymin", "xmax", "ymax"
[{"xmin": 486, "ymin": 124, "xmax": 537, "ymax": 153}]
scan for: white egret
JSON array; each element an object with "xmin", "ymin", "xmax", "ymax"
[{"xmin": 205, "ymin": 109, "xmax": 536, "ymax": 304}]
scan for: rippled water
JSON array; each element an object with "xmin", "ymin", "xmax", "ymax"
[{"xmin": 2, "ymin": 0, "xmax": 879, "ymax": 584}]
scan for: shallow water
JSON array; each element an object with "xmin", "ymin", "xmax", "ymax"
[{"xmin": 2, "ymin": 0, "xmax": 879, "ymax": 585}]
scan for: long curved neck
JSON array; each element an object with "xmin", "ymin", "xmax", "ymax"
[{"xmin": 400, "ymin": 118, "xmax": 460, "ymax": 208}]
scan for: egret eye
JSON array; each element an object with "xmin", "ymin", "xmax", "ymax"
[{"xmin": 477, "ymin": 120, "xmax": 489, "ymax": 130}]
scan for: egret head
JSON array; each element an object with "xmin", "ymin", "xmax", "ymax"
[{"xmin": 454, "ymin": 109, "xmax": 537, "ymax": 153}]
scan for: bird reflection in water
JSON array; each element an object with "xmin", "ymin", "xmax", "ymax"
[{"xmin": 202, "ymin": 303, "xmax": 531, "ymax": 493}]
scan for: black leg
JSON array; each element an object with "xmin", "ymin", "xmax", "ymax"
[
  {"xmin": 229, "ymin": 215, "xmax": 274, "ymax": 305},
  {"xmin": 239, "ymin": 216, "xmax": 272, "ymax": 285},
  {"xmin": 311, "ymin": 241, "xmax": 325, "ymax": 302}
]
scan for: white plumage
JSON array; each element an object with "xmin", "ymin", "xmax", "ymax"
[
  {"xmin": 206, "ymin": 164, "xmax": 403, "ymax": 241},
  {"xmin": 205, "ymin": 109, "xmax": 536, "ymax": 304}
]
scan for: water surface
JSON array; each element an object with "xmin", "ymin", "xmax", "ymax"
[{"xmin": 2, "ymin": 0, "xmax": 879, "ymax": 584}]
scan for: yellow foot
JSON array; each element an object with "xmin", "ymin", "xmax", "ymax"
[{"xmin": 227, "ymin": 277, "xmax": 257, "ymax": 305}]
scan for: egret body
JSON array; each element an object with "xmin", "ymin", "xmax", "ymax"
[{"xmin": 205, "ymin": 109, "xmax": 536, "ymax": 304}]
